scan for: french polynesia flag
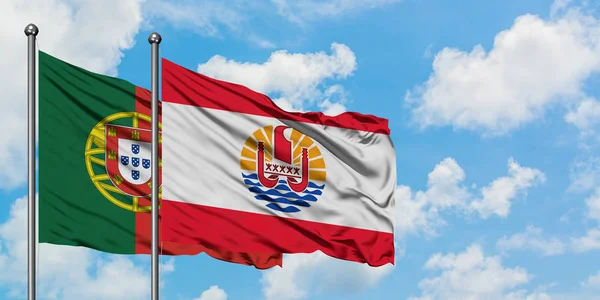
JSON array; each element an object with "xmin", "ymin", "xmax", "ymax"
[{"xmin": 160, "ymin": 58, "xmax": 396, "ymax": 267}]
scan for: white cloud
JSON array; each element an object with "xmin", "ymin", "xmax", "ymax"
[
  {"xmin": 406, "ymin": 5, "xmax": 600, "ymax": 135},
  {"xmin": 581, "ymin": 270, "xmax": 600, "ymax": 289},
  {"xmin": 396, "ymin": 157, "xmax": 544, "ymax": 237},
  {"xmin": 316, "ymin": 85, "xmax": 348, "ymax": 115},
  {"xmin": 569, "ymin": 156, "xmax": 600, "ymax": 192},
  {"xmin": 424, "ymin": 44, "xmax": 434, "ymax": 58},
  {"xmin": 394, "ymin": 185, "xmax": 437, "ymax": 237},
  {"xmin": 160, "ymin": 257, "xmax": 176, "ymax": 274},
  {"xmin": 496, "ymin": 226, "xmax": 566, "ymax": 256},
  {"xmin": 0, "ymin": 196, "xmax": 168, "ymax": 299},
  {"xmin": 248, "ymin": 35, "xmax": 278, "ymax": 49},
  {"xmin": 194, "ymin": 285, "xmax": 228, "ymax": 300},
  {"xmin": 260, "ymin": 251, "xmax": 394, "ymax": 300},
  {"xmin": 469, "ymin": 158, "xmax": 546, "ymax": 219},
  {"xmin": 571, "ymin": 188, "xmax": 600, "ymax": 253},
  {"xmin": 585, "ymin": 188, "xmax": 600, "ymax": 222},
  {"xmin": 0, "ymin": 0, "xmax": 144, "ymax": 189},
  {"xmin": 318, "ymin": 99, "xmax": 347, "ymax": 116},
  {"xmin": 550, "ymin": 0, "xmax": 574, "ymax": 17},
  {"xmin": 395, "ymin": 158, "xmax": 469, "ymax": 237},
  {"xmin": 144, "ymin": 0, "xmax": 245, "ymax": 37},
  {"xmin": 409, "ymin": 244, "xmax": 542, "ymax": 300},
  {"xmin": 504, "ymin": 290, "xmax": 553, "ymax": 300},
  {"xmin": 564, "ymin": 98, "xmax": 600, "ymax": 136},
  {"xmin": 571, "ymin": 228, "xmax": 600, "ymax": 252},
  {"xmin": 271, "ymin": 0, "xmax": 401, "ymax": 25},
  {"xmin": 144, "ymin": 0, "xmax": 400, "ymax": 47},
  {"xmin": 197, "ymin": 43, "xmax": 356, "ymax": 113}
]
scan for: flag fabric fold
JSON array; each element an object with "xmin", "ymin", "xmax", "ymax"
[
  {"xmin": 160, "ymin": 58, "xmax": 396, "ymax": 267},
  {"xmin": 38, "ymin": 50, "xmax": 282, "ymax": 269}
]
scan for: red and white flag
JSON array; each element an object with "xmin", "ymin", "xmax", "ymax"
[{"xmin": 160, "ymin": 58, "xmax": 396, "ymax": 266}]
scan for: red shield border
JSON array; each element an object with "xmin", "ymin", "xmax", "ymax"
[{"xmin": 105, "ymin": 124, "xmax": 162, "ymax": 197}]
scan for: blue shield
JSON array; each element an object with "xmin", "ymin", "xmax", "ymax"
[
  {"xmin": 132, "ymin": 144, "xmax": 140, "ymax": 154},
  {"xmin": 132, "ymin": 170, "xmax": 140, "ymax": 180},
  {"xmin": 132, "ymin": 157, "xmax": 140, "ymax": 167},
  {"xmin": 142, "ymin": 159, "xmax": 151, "ymax": 169},
  {"xmin": 120, "ymin": 156, "xmax": 129, "ymax": 166}
]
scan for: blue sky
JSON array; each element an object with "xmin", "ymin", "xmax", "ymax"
[{"xmin": 1, "ymin": 0, "xmax": 600, "ymax": 299}]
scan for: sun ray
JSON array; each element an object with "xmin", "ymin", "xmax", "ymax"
[
  {"xmin": 243, "ymin": 137, "xmax": 272, "ymax": 161},
  {"xmin": 240, "ymin": 159, "xmax": 255, "ymax": 171},
  {"xmin": 244, "ymin": 136, "xmax": 258, "ymax": 151},
  {"xmin": 291, "ymin": 134, "xmax": 304, "ymax": 151},
  {"xmin": 243, "ymin": 145, "xmax": 256, "ymax": 153},
  {"xmin": 253, "ymin": 130, "xmax": 273, "ymax": 161},
  {"xmin": 294, "ymin": 154, "xmax": 322, "ymax": 165},
  {"xmin": 294, "ymin": 144, "xmax": 320, "ymax": 161},
  {"xmin": 244, "ymin": 146, "xmax": 271, "ymax": 162},
  {"xmin": 293, "ymin": 134, "xmax": 312, "ymax": 158},
  {"xmin": 309, "ymin": 158, "xmax": 326, "ymax": 169},
  {"xmin": 308, "ymin": 147, "xmax": 322, "ymax": 161},
  {"xmin": 289, "ymin": 129, "xmax": 303, "ymax": 144},
  {"xmin": 309, "ymin": 170, "xmax": 326, "ymax": 181},
  {"xmin": 240, "ymin": 147, "xmax": 255, "ymax": 160},
  {"xmin": 262, "ymin": 125, "xmax": 274, "ymax": 145}
]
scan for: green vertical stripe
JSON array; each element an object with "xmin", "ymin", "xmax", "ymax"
[{"xmin": 39, "ymin": 51, "xmax": 138, "ymax": 254}]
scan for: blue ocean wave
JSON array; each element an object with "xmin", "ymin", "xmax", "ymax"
[
  {"xmin": 242, "ymin": 172, "xmax": 325, "ymax": 213},
  {"xmin": 248, "ymin": 186, "xmax": 317, "ymax": 201},
  {"xmin": 245, "ymin": 179, "xmax": 322, "ymax": 195},
  {"xmin": 308, "ymin": 182, "xmax": 325, "ymax": 189},
  {"xmin": 242, "ymin": 173, "xmax": 259, "ymax": 180},
  {"xmin": 243, "ymin": 179, "xmax": 262, "ymax": 186},
  {"xmin": 254, "ymin": 195, "xmax": 312, "ymax": 207},
  {"xmin": 303, "ymin": 189, "xmax": 322, "ymax": 196},
  {"xmin": 274, "ymin": 184, "xmax": 291, "ymax": 191},
  {"xmin": 266, "ymin": 203, "xmax": 300, "ymax": 213}
]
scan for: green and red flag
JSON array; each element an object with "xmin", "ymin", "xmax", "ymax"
[{"xmin": 38, "ymin": 50, "xmax": 282, "ymax": 269}]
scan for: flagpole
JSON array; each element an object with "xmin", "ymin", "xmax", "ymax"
[
  {"xmin": 25, "ymin": 23, "xmax": 39, "ymax": 300},
  {"xmin": 148, "ymin": 32, "xmax": 162, "ymax": 300}
]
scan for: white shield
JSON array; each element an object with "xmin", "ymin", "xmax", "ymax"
[{"xmin": 118, "ymin": 138, "xmax": 152, "ymax": 184}]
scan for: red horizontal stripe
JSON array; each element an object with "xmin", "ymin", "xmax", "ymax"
[
  {"xmin": 161, "ymin": 199, "xmax": 395, "ymax": 267},
  {"xmin": 134, "ymin": 202, "xmax": 282, "ymax": 269},
  {"xmin": 161, "ymin": 58, "xmax": 390, "ymax": 135}
]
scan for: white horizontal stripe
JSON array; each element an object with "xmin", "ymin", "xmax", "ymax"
[{"xmin": 162, "ymin": 102, "xmax": 396, "ymax": 233}]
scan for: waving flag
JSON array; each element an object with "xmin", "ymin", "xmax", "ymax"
[{"xmin": 161, "ymin": 58, "xmax": 396, "ymax": 266}]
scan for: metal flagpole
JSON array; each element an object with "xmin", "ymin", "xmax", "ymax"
[
  {"xmin": 25, "ymin": 23, "xmax": 39, "ymax": 300},
  {"xmin": 148, "ymin": 32, "xmax": 162, "ymax": 300}
]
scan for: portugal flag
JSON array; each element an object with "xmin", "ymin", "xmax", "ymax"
[
  {"xmin": 160, "ymin": 59, "xmax": 396, "ymax": 267},
  {"xmin": 38, "ymin": 51, "xmax": 282, "ymax": 269}
]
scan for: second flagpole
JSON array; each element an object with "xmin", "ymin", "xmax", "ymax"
[
  {"xmin": 25, "ymin": 23, "xmax": 39, "ymax": 300},
  {"xmin": 149, "ymin": 32, "xmax": 162, "ymax": 300}
]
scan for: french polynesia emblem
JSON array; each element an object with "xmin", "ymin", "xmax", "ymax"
[
  {"xmin": 84, "ymin": 112, "xmax": 161, "ymax": 212},
  {"xmin": 240, "ymin": 125, "xmax": 326, "ymax": 213}
]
